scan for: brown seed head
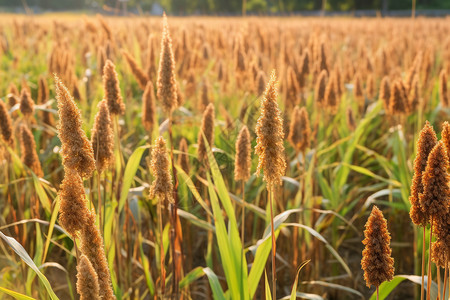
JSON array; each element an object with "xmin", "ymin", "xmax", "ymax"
[
  {"xmin": 142, "ymin": 81, "xmax": 156, "ymax": 132},
  {"xmin": 419, "ymin": 141, "xmax": 450, "ymax": 224},
  {"xmin": 441, "ymin": 121, "xmax": 450, "ymax": 163},
  {"xmin": 55, "ymin": 75, "xmax": 96, "ymax": 178},
  {"xmin": 122, "ymin": 50, "xmax": 149, "ymax": 90},
  {"xmin": 380, "ymin": 76, "xmax": 391, "ymax": 112},
  {"xmin": 76, "ymin": 255, "xmax": 100, "ymax": 300},
  {"xmin": 38, "ymin": 76, "xmax": 49, "ymax": 104},
  {"xmin": 409, "ymin": 121, "xmax": 438, "ymax": 226},
  {"xmin": 431, "ymin": 240, "xmax": 450, "ymax": 268},
  {"xmin": 0, "ymin": 100, "xmax": 13, "ymax": 146},
  {"xmin": 314, "ymin": 70, "xmax": 328, "ymax": 106},
  {"xmin": 20, "ymin": 88, "xmax": 34, "ymax": 118},
  {"xmin": 439, "ymin": 70, "xmax": 449, "ymax": 107},
  {"xmin": 288, "ymin": 106, "xmax": 311, "ymax": 153},
  {"xmin": 408, "ymin": 74, "xmax": 420, "ymax": 112},
  {"xmin": 7, "ymin": 83, "xmax": 19, "ymax": 108},
  {"xmin": 197, "ymin": 103, "xmax": 215, "ymax": 163},
  {"xmin": 58, "ymin": 168, "xmax": 91, "ymax": 237},
  {"xmin": 80, "ymin": 213, "xmax": 115, "ymax": 300},
  {"xmin": 366, "ymin": 73, "xmax": 375, "ymax": 99},
  {"xmin": 91, "ymin": 100, "xmax": 114, "ymax": 174},
  {"xmin": 256, "ymin": 70, "xmax": 267, "ymax": 96},
  {"xmin": 103, "ymin": 60, "xmax": 125, "ymax": 115},
  {"xmin": 149, "ymin": 136, "xmax": 174, "ymax": 203},
  {"xmin": 178, "ymin": 138, "xmax": 190, "ymax": 174},
  {"xmin": 353, "ymin": 72, "xmax": 364, "ymax": 102},
  {"xmin": 19, "ymin": 125, "xmax": 43, "ymax": 177},
  {"xmin": 389, "ymin": 81, "xmax": 407, "ymax": 115},
  {"xmin": 324, "ymin": 73, "xmax": 338, "ymax": 113},
  {"xmin": 157, "ymin": 13, "xmax": 178, "ymax": 114},
  {"xmin": 361, "ymin": 206, "xmax": 395, "ymax": 288},
  {"xmin": 255, "ymin": 70, "xmax": 286, "ymax": 188},
  {"xmin": 235, "ymin": 125, "xmax": 252, "ymax": 181}
]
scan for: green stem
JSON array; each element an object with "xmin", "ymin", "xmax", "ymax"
[{"xmin": 269, "ymin": 186, "xmax": 276, "ymax": 300}]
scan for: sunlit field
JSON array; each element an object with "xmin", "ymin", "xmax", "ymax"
[{"xmin": 0, "ymin": 14, "xmax": 450, "ymax": 300}]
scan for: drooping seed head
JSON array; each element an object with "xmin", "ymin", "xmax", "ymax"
[
  {"xmin": 234, "ymin": 125, "xmax": 252, "ymax": 181},
  {"xmin": 255, "ymin": 70, "xmax": 286, "ymax": 188},
  {"xmin": 389, "ymin": 80, "xmax": 407, "ymax": 115},
  {"xmin": 324, "ymin": 73, "xmax": 338, "ymax": 113},
  {"xmin": 361, "ymin": 206, "xmax": 395, "ymax": 288},
  {"xmin": 122, "ymin": 50, "xmax": 149, "ymax": 90},
  {"xmin": 149, "ymin": 136, "xmax": 174, "ymax": 203}
]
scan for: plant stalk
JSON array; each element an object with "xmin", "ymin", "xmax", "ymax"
[{"xmin": 269, "ymin": 186, "xmax": 276, "ymax": 300}]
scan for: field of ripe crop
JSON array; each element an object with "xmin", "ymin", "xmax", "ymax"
[{"xmin": 0, "ymin": 14, "xmax": 449, "ymax": 300}]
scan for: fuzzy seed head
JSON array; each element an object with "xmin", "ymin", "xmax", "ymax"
[
  {"xmin": 0, "ymin": 100, "xmax": 13, "ymax": 146},
  {"xmin": 255, "ymin": 70, "xmax": 286, "ymax": 188},
  {"xmin": 288, "ymin": 106, "xmax": 311, "ymax": 153},
  {"xmin": 409, "ymin": 121, "xmax": 438, "ymax": 226},
  {"xmin": 20, "ymin": 88, "xmax": 34, "ymax": 118},
  {"xmin": 197, "ymin": 103, "xmax": 215, "ymax": 163},
  {"xmin": 20, "ymin": 125, "xmax": 43, "ymax": 177},
  {"xmin": 157, "ymin": 13, "xmax": 178, "ymax": 114},
  {"xmin": 235, "ymin": 125, "xmax": 252, "ymax": 181},
  {"xmin": 76, "ymin": 255, "xmax": 100, "ymax": 300},
  {"xmin": 142, "ymin": 81, "xmax": 156, "ymax": 132},
  {"xmin": 419, "ymin": 141, "xmax": 450, "ymax": 224},
  {"xmin": 150, "ymin": 136, "xmax": 174, "ymax": 203},
  {"xmin": 91, "ymin": 100, "xmax": 114, "ymax": 174},
  {"xmin": 178, "ymin": 138, "xmax": 190, "ymax": 174},
  {"xmin": 80, "ymin": 213, "xmax": 116, "ymax": 300},
  {"xmin": 361, "ymin": 206, "xmax": 395, "ymax": 288},
  {"xmin": 58, "ymin": 168, "xmax": 91, "ymax": 237},
  {"xmin": 55, "ymin": 75, "xmax": 96, "ymax": 178},
  {"xmin": 103, "ymin": 60, "xmax": 125, "ymax": 115}
]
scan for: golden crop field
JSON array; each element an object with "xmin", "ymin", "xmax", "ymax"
[{"xmin": 0, "ymin": 13, "xmax": 449, "ymax": 300}]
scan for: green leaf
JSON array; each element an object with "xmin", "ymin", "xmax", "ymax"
[
  {"xmin": 0, "ymin": 231, "xmax": 59, "ymax": 300},
  {"xmin": 179, "ymin": 267, "xmax": 206, "ymax": 290},
  {"xmin": 138, "ymin": 232, "xmax": 155, "ymax": 296},
  {"xmin": 265, "ymin": 271, "xmax": 272, "ymax": 300},
  {"xmin": 369, "ymin": 275, "xmax": 438, "ymax": 300},
  {"xmin": 42, "ymin": 196, "xmax": 59, "ymax": 264},
  {"xmin": 207, "ymin": 174, "xmax": 242, "ymax": 300},
  {"xmin": 177, "ymin": 209, "xmax": 215, "ymax": 232},
  {"xmin": 203, "ymin": 267, "xmax": 226, "ymax": 300},
  {"xmin": 118, "ymin": 145, "xmax": 149, "ymax": 213},
  {"xmin": 31, "ymin": 173, "xmax": 52, "ymax": 213},
  {"xmin": 0, "ymin": 286, "xmax": 35, "ymax": 300},
  {"xmin": 302, "ymin": 280, "xmax": 364, "ymax": 298},
  {"xmin": 290, "ymin": 260, "xmax": 310, "ymax": 300}
]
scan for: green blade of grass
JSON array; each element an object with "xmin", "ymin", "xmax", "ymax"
[{"xmin": 0, "ymin": 231, "xmax": 59, "ymax": 300}]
